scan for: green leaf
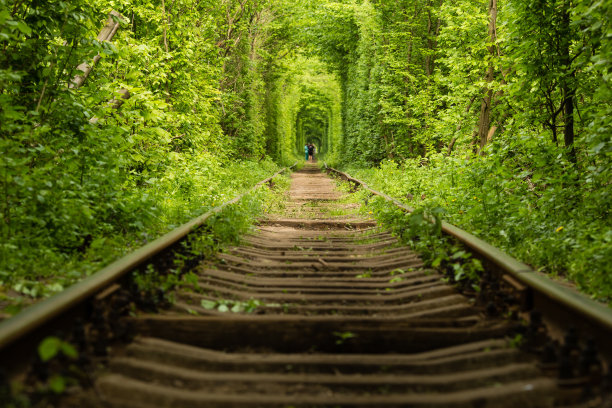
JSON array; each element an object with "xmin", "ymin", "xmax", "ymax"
[
  {"xmin": 200, "ymin": 299, "xmax": 216, "ymax": 309},
  {"xmin": 60, "ymin": 342, "xmax": 78, "ymax": 359},
  {"xmin": 593, "ymin": 142, "xmax": 605, "ymax": 153},
  {"xmin": 16, "ymin": 21, "xmax": 32, "ymax": 36},
  {"xmin": 38, "ymin": 337, "xmax": 61, "ymax": 362},
  {"xmin": 38, "ymin": 336, "xmax": 77, "ymax": 361},
  {"xmin": 48, "ymin": 375, "xmax": 66, "ymax": 394},
  {"xmin": 431, "ymin": 256, "xmax": 443, "ymax": 267}
]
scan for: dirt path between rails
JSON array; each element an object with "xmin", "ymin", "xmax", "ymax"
[{"xmin": 67, "ymin": 163, "xmax": 560, "ymax": 408}]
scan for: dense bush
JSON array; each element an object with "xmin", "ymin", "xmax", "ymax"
[
  {"xmin": 346, "ymin": 141, "xmax": 611, "ymax": 301},
  {"xmin": 0, "ymin": 0, "xmax": 308, "ymax": 309},
  {"xmin": 313, "ymin": 0, "xmax": 610, "ymax": 301}
]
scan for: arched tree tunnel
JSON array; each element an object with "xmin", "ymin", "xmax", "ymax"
[
  {"xmin": 296, "ymin": 105, "xmax": 328, "ymax": 156},
  {"xmin": 291, "ymin": 79, "xmax": 342, "ymax": 160},
  {"xmin": 259, "ymin": 57, "xmax": 342, "ymax": 165},
  {"xmin": 3, "ymin": 0, "xmax": 609, "ymax": 306}
]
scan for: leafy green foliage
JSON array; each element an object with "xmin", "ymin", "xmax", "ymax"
[
  {"xmin": 0, "ymin": 0, "xmax": 609, "ymax": 310},
  {"xmin": 127, "ymin": 170, "xmax": 290, "ymax": 310},
  {"xmin": 201, "ymin": 298, "xmax": 264, "ymax": 313},
  {"xmin": 0, "ymin": 0, "xmax": 301, "ymax": 312},
  {"xmin": 313, "ymin": 0, "xmax": 610, "ymax": 301},
  {"xmin": 362, "ymin": 192, "xmax": 483, "ymax": 289},
  {"xmin": 38, "ymin": 336, "xmax": 78, "ymax": 362},
  {"xmin": 348, "ymin": 151, "xmax": 612, "ymax": 301},
  {"xmin": 333, "ymin": 330, "xmax": 357, "ymax": 345}
]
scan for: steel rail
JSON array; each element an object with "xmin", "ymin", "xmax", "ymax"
[
  {"xmin": 0, "ymin": 163, "xmax": 296, "ymax": 352},
  {"xmin": 324, "ymin": 164, "xmax": 612, "ymax": 338}
]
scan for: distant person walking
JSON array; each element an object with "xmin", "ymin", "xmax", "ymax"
[
  {"xmin": 304, "ymin": 143, "xmax": 309, "ymax": 161},
  {"xmin": 308, "ymin": 143, "xmax": 315, "ymax": 162}
]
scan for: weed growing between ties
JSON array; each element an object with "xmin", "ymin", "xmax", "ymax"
[
  {"xmin": 360, "ymin": 193, "xmax": 484, "ymax": 294},
  {"xmin": 0, "ymin": 335, "xmax": 81, "ymax": 408}
]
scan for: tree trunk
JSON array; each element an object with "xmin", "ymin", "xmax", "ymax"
[
  {"xmin": 89, "ymin": 88, "xmax": 131, "ymax": 124},
  {"xmin": 404, "ymin": 2, "xmax": 420, "ymax": 123},
  {"xmin": 424, "ymin": 2, "xmax": 432, "ymax": 76},
  {"xmin": 476, "ymin": 83, "xmax": 493, "ymax": 151},
  {"xmin": 424, "ymin": 0, "xmax": 443, "ymax": 76},
  {"xmin": 560, "ymin": 0, "xmax": 575, "ymax": 161},
  {"xmin": 447, "ymin": 95, "xmax": 476, "ymax": 155},
  {"xmin": 70, "ymin": 11, "xmax": 124, "ymax": 89},
  {"xmin": 162, "ymin": 0, "xmax": 169, "ymax": 53},
  {"xmin": 405, "ymin": 2, "xmax": 420, "ymax": 69},
  {"xmin": 161, "ymin": 0, "xmax": 172, "ymax": 102},
  {"xmin": 476, "ymin": 0, "xmax": 497, "ymax": 151}
]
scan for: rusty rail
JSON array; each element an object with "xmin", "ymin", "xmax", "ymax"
[
  {"xmin": 325, "ymin": 164, "xmax": 612, "ymax": 358},
  {"xmin": 0, "ymin": 163, "xmax": 296, "ymax": 353}
]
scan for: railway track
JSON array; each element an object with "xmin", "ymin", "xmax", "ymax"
[{"xmin": 1, "ymin": 163, "xmax": 611, "ymax": 407}]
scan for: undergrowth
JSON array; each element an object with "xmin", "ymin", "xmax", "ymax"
[
  {"xmin": 325, "ymin": 166, "xmax": 483, "ymax": 290},
  {"xmin": 0, "ymin": 160, "xmax": 290, "ymax": 315},
  {"xmin": 132, "ymin": 171, "xmax": 291, "ymax": 306},
  {"xmin": 338, "ymin": 144, "xmax": 611, "ymax": 303},
  {"xmin": 357, "ymin": 191, "xmax": 484, "ymax": 293}
]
